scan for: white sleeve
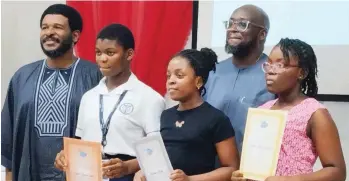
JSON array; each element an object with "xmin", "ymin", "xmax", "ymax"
[
  {"xmin": 75, "ymin": 94, "xmax": 87, "ymax": 138},
  {"xmin": 141, "ymin": 94, "xmax": 165, "ymax": 136}
]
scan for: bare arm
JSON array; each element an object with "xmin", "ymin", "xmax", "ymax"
[
  {"xmin": 6, "ymin": 168, "xmax": 12, "ymax": 181},
  {"xmin": 124, "ymin": 159, "xmax": 140, "ymax": 175},
  {"xmin": 288, "ymin": 109, "xmax": 346, "ymax": 181},
  {"xmin": 189, "ymin": 137, "xmax": 240, "ymax": 181},
  {"xmin": 102, "ymin": 158, "xmax": 141, "ymax": 178}
]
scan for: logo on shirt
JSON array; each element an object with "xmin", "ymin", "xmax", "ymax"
[
  {"xmin": 119, "ymin": 103, "xmax": 134, "ymax": 115},
  {"xmin": 239, "ymin": 96, "xmax": 246, "ymax": 103},
  {"xmin": 175, "ymin": 120, "xmax": 185, "ymax": 128}
]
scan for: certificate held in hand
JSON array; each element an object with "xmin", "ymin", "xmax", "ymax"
[
  {"xmin": 240, "ymin": 108, "xmax": 287, "ymax": 181},
  {"xmin": 134, "ymin": 133, "xmax": 173, "ymax": 181},
  {"xmin": 63, "ymin": 137, "xmax": 103, "ymax": 181}
]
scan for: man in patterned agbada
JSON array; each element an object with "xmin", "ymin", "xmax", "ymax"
[{"xmin": 1, "ymin": 4, "xmax": 102, "ymax": 181}]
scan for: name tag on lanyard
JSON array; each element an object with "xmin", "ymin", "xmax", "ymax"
[{"xmin": 99, "ymin": 90, "xmax": 128, "ymax": 153}]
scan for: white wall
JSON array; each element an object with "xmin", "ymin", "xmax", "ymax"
[
  {"xmin": 197, "ymin": 1, "xmax": 349, "ymax": 95},
  {"xmin": 1, "ymin": 1, "xmax": 66, "ymax": 106}
]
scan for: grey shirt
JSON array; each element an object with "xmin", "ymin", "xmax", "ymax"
[{"xmin": 204, "ymin": 54, "xmax": 275, "ymax": 153}]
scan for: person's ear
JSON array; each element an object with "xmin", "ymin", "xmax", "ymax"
[
  {"xmin": 195, "ymin": 76, "xmax": 203, "ymax": 90},
  {"xmin": 72, "ymin": 30, "xmax": 81, "ymax": 44},
  {"xmin": 298, "ymin": 68, "xmax": 308, "ymax": 80},
  {"xmin": 126, "ymin": 49, "xmax": 134, "ymax": 62},
  {"xmin": 259, "ymin": 29, "xmax": 267, "ymax": 42}
]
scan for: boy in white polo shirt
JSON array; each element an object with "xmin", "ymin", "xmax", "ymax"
[{"xmin": 54, "ymin": 23, "xmax": 165, "ymax": 181}]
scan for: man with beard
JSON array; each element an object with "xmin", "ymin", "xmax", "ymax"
[
  {"xmin": 204, "ymin": 4, "xmax": 275, "ymax": 154},
  {"xmin": 1, "ymin": 4, "xmax": 102, "ymax": 181}
]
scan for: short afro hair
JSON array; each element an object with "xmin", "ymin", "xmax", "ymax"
[
  {"xmin": 40, "ymin": 4, "xmax": 83, "ymax": 33},
  {"xmin": 97, "ymin": 23, "xmax": 135, "ymax": 50}
]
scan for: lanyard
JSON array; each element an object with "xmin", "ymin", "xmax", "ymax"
[{"xmin": 99, "ymin": 90, "xmax": 128, "ymax": 147}]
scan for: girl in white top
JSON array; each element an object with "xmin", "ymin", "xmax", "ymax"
[{"xmin": 54, "ymin": 24, "xmax": 165, "ymax": 181}]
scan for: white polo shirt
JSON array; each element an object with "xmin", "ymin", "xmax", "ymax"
[{"xmin": 75, "ymin": 73, "xmax": 165, "ymax": 156}]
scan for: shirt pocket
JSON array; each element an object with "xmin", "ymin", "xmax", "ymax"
[{"xmin": 238, "ymin": 96, "xmax": 256, "ymax": 107}]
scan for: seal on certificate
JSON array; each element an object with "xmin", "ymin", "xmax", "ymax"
[
  {"xmin": 145, "ymin": 148, "xmax": 153, "ymax": 156},
  {"xmin": 260, "ymin": 121, "xmax": 268, "ymax": 128},
  {"xmin": 79, "ymin": 151, "xmax": 87, "ymax": 157}
]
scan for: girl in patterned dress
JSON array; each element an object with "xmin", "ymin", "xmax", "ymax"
[{"xmin": 231, "ymin": 38, "xmax": 346, "ymax": 181}]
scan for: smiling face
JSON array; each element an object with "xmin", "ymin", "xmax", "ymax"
[
  {"xmin": 40, "ymin": 14, "xmax": 79, "ymax": 58},
  {"xmin": 166, "ymin": 56, "xmax": 202, "ymax": 102},
  {"xmin": 95, "ymin": 39, "xmax": 133, "ymax": 77}
]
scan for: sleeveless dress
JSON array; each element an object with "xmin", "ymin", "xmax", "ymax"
[{"xmin": 259, "ymin": 98, "xmax": 326, "ymax": 176}]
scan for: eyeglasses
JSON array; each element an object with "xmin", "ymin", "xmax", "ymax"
[
  {"xmin": 223, "ymin": 19, "xmax": 267, "ymax": 32},
  {"xmin": 262, "ymin": 62, "xmax": 299, "ymax": 74}
]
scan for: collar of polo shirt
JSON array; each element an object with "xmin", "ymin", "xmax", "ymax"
[{"xmin": 97, "ymin": 73, "xmax": 138, "ymax": 95}]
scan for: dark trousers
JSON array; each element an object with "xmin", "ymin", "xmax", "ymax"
[
  {"xmin": 109, "ymin": 174, "xmax": 134, "ymax": 181},
  {"xmin": 104, "ymin": 153, "xmax": 136, "ymax": 181}
]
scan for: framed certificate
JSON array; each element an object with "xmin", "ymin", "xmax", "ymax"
[
  {"xmin": 240, "ymin": 108, "xmax": 287, "ymax": 181},
  {"xmin": 134, "ymin": 133, "xmax": 173, "ymax": 181},
  {"xmin": 64, "ymin": 137, "xmax": 103, "ymax": 181}
]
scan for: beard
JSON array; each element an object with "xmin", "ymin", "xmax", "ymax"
[
  {"xmin": 40, "ymin": 33, "xmax": 73, "ymax": 59},
  {"xmin": 225, "ymin": 36, "xmax": 258, "ymax": 58}
]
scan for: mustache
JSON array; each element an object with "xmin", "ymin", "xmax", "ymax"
[{"xmin": 42, "ymin": 35, "xmax": 60, "ymax": 43}]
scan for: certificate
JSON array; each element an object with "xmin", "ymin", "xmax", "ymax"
[
  {"xmin": 240, "ymin": 108, "xmax": 287, "ymax": 181},
  {"xmin": 64, "ymin": 137, "xmax": 103, "ymax": 181},
  {"xmin": 134, "ymin": 133, "xmax": 173, "ymax": 181}
]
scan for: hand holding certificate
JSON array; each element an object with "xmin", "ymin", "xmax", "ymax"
[
  {"xmin": 63, "ymin": 137, "xmax": 103, "ymax": 181},
  {"xmin": 240, "ymin": 108, "xmax": 287, "ymax": 181},
  {"xmin": 134, "ymin": 133, "xmax": 173, "ymax": 181}
]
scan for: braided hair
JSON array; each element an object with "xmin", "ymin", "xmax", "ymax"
[
  {"xmin": 278, "ymin": 38, "xmax": 318, "ymax": 97},
  {"xmin": 174, "ymin": 48, "xmax": 218, "ymax": 96}
]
